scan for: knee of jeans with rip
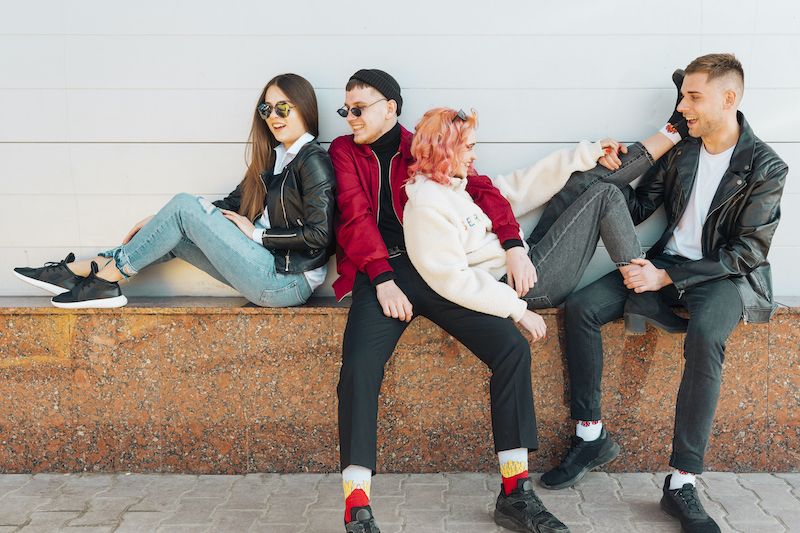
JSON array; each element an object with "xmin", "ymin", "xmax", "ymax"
[{"xmin": 196, "ymin": 196, "xmax": 217, "ymax": 215}]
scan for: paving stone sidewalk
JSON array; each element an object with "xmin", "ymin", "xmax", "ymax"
[{"xmin": 0, "ymin": 472, "xmax": 797, "ymax": 532}]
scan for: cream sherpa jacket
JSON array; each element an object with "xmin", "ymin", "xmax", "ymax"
[{"xmin": 403, "ymin": 140, "xmax": 605, "ymax": 321}]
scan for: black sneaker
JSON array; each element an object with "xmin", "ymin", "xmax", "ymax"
[
  {"xmin": 666, "ymin": 69, "xmax": 690, "ymax": 139},
  {"xmin": 344, "ymin": 505, "xmax": 380, "ymax": 533},
  {"xmin": 494, "ymin": 477, "xmax": 569, "ymax": 533},
  {"xmin": 51, "ymin": 262, "xmax": 127, "ymax": 309},
  {"xmin": 624, "ymin": 292, "xmax": 688, "ymax": 335},
  {"xmin": 539, "ymin": 428, "xmax": 620, "ymax": 490},
  {"xmin": 660, "ymin": 475, "xmax": 721, "ymax": 533},
  {"xmin": 13, "ymin": 253, "xmax": 83, "ymax": 295}
]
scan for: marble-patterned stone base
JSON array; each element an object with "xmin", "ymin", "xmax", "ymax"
[{"xmin": 0, "ymin": 297, "xmax": 797, "ymax": 474}]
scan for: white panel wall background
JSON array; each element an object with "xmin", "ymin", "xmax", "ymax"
[{"xmin": 1, "ymin": 0, "xmax": 797, "ymax": 299}]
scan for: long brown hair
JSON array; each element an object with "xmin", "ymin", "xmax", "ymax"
[{"xmin": 239, "ymin": 73, "xmax": 320, "ymax": 220}]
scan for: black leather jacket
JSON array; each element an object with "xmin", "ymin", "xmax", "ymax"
[
  {"xmin": 624, "ymin": 112, "xmax": 788, "ymax": 323},
  {"xmin": 214, "ymin": 142, "xmax": 336, "ymax": 274}
]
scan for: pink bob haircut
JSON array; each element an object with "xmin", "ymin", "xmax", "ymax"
[{"xmin": 408, "ymin": 107, "xmax": 478, "ymax": 185}]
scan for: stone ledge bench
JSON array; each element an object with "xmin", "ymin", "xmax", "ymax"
[{"xmin": 0, "ymin": 296, "xmax": 797, "ymax": 474}]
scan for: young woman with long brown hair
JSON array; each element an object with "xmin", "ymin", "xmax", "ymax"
[{"xmin": 14, "ymin": 73, "xmax": 336, "ymax": 308}]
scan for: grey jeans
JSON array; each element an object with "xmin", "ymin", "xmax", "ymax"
[{"xmin": 518, "ymin": 142, "xmax": 654, "ymax": 308}]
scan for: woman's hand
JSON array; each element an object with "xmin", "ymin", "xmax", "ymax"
[
  {"xmin": 122, "ymin": 215, "xmax": 154, "ymax": 244},
  {"xmin": 518, "ymin": 310, "xmax": 547, "ymax": 341},
  {"xmin": 506, "ymin": 247, "xmax": 537, "ymax": 296},
  {"xmin": 597, "ymin": 138, "xmax": 628, "ymax": 170},
  {"xmin": 220, "ymin": 209, "xmax": 256, "ymax": 238}
]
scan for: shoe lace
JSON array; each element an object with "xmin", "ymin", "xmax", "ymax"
[
  {"xmin": 677, "ymin": 485, "xmax": 703, "ymax": 514},
  {"xmin": 558, "ymin": 437, "xmax": 586, "ymax": 469},
  {"xmin": 43, "ymin": 258, "xmax": 67, "ymax": 269}
]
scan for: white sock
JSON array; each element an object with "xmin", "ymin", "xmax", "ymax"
[
  {"xmin": 498, "ymin": 448, "xmax": 529, "ymax": 470},
  {"xmin": 576, "ymin": 420, "xmax": 603, "ymax": 442},
  {"xmin": 342, "ymin": 465, "xmax": 372, "ymax": 499},
  {"xmin": 659, "ymin": 123, "xmax": 682, "ymax": 145},
  {"xmin": 669, "ymin": 469, "xmax": 696, "ymax": 490}
]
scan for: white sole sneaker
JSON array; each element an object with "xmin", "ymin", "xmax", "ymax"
[
  {"xmin": 13, "ymin": 270, "xmax": 70, "ymax": 295},
  {"xmin": 51, "ymin": 295, "xmax": 128, "ymax": 309}
]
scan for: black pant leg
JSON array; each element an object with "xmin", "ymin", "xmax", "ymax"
[
  {"xmin": 337, "ymin": 272, "xmax": 410, "ymax": 472},
  {"xmin": 562, "ymin": 269, "xmax": 630, "ymax": 421},
  {"xmin": 415, "ymin": 270, "xmax": 539, "ymax": 453},
  {"xmin": 670, "ymin": 278, "xmax": 742, "ymax": 474}
]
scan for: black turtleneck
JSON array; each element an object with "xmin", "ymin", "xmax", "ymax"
[{"xmin": 370, "ymin": 122, "xmax": 405, "ymax": 253}]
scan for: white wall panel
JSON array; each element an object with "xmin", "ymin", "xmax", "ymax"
[
  {"xmin": 0, "ymin": 144, "xmax": 72, "ymax": 194},
  {"xmin": 0, "ymin": 0, "xmax": 797, "ymax": 297},
  {"xmin": 67, "ymin": 143, "xmax": 246, "ymax": 195},
  {"xmin": 772, "ymin": 193, "xmax": 800, "ymax": 246},
  {"xmin": 22, "ymin": 88, "xmax": 796, "ymax": 143},
  {"xmin": 61, "ymin": 35, "xmax": 703, "ymax": 90},
  {"xmin": 0, "ymin": 89, "xmax": 67, "ymax": 141},
  {"xmin": 59, "ymin": 1, "xmax": 700, "ymax": 37},
  {"xmin": 0, "ymin": 0, "xmax": 63, "ymax": 34},
  {"xmin": 0, "ymin": 37, "xmax": 65, "ymax": 88}
]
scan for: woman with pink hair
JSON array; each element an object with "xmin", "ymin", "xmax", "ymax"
[
  {"xmin": 402, "ymin": 103, "xmax": 686, "ymax": 532},
  {"xmin": 403, "ymin": 106, "xmax": 681, "ymax": 341}
]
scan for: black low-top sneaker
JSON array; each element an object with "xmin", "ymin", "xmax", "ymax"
[
  {"xmin": 540, "ymin": 428, "xmax": 620, "ymax": 490},
  {"xmin": 51, "ymin": 262, "xmax": 127, "ymax": 309},
  {"xmin": 345, "ymin": 505, "xmax": 380, "ymax": 533},
  {"xmin": 660, "ymin": 475, "xmax": 721, "ymax": 533},
  {"xmin": 494, "ymin": 477, "xmax": 570, "ymax": 533},
  {"xmin": 13, "ymin": 252, "xmax": 83, "ymax": 295},
  {"xmin": 624, "ymin": 292, "xmax": 688, "ymax": 335}
]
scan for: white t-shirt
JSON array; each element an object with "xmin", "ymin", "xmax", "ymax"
[{"xmin": 665, "ymin": 143, "xmax": 736, "ymax": 260}]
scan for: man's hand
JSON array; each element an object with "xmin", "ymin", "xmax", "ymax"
[
  {"xmin": 597, "ymin": 138, "xmax": 628, "ymax": 170},
  {"xmin": 221, "ymin": 209, "xmax": 256, "ymax": 238},
  {"xmin": 376, "ymin": 280, "xmax": 413, "ymax": 322},
  {"xmin": 506, "ymin": 247, "xmax": 537, "ymax": 297},
  {"xmin": 622, "ymin": 258, "xmax": 673, "ymax": 293},
  {"xmin": 518, "ymin": 310, "xmax": 547, "ymax": 341}
]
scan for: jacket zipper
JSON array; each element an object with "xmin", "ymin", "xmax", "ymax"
[
  {"xmin": 372, "ymin": 153, "xmax": 382, "ymax": 225},
  {"xmin": 280, "ymin": 171, "xmax": 291, "ymax": 271},
  {"xmin": 674, "ymin": 182, "xmax": 747, "ymax": 301},
  {"xmin": 387, "ymin": 152, "xmax": 401, "ymax": 223}
]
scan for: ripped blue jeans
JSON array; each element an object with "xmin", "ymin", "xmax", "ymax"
[{"xmin": 100, "ymin": 193, "xmax": 311, "ymax": 307}]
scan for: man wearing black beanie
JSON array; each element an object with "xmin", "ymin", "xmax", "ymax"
[{"xmin": 330, "ymin": 69, "xmax": 569, "ymax": 533}]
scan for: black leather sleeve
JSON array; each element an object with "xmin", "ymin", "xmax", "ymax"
[
  {"xmin": 623, "ymin": 154, "xmax": 668, "ymax": 225},
  {"xmin": 261, "ymin": 148, "xmax": 336, "ymax": 251},
  {"xmin": 212, "ymin": 182, "xmax": 244, "ymax": 212}
]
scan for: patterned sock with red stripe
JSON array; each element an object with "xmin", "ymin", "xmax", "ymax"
[
  {"xmin": 576, "ymin": 420, "xmax": 603, "ymax": 442},
  {"xmin": 342, "ymin": 465, "xmax": 372, "ymax": 523},
  {"xmin": 498, "ymin": 448, "xmax": 529, "ymax": 496}
]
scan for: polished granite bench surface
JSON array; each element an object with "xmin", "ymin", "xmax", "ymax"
[{"xmin": 0, "ymin": 297, "xmax": 797, "ymax": 474}]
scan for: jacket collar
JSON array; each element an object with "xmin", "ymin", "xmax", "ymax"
[
  {"xmin": 677, "ymin": 111, "xmax": 754, "ymax": 208},
  {"xmin": 350, "ymin": 123, "xmax": 415, "ymax": 163}
]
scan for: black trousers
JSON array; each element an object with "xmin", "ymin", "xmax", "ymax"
[
  {"xmin": 337, "ymin": 254, "xmax": 539, "ymax": 472},
  {"xmin": 563, "ymin": 253, "xmax": 743, "ymax": 473}
]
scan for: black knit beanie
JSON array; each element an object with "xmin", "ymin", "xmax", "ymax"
[{"xmin": 348, "ymin": 69, "xmax": 403, "ymax": 116}]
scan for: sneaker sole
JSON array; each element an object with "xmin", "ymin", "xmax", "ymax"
[
  {"xmin": 494, "ymin": 510, "xmax": 569, "ymax": 533},
  {"xmin": 539, "ymin": 441, "xmax": 621, "ymax": 490},
  {"xmin": 51, "ymin": 295, "xmax": 128, "ymax": 309},
  {"xmin": 13, "ymin": 271, "xmax": 70, "ymax": 295}
]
